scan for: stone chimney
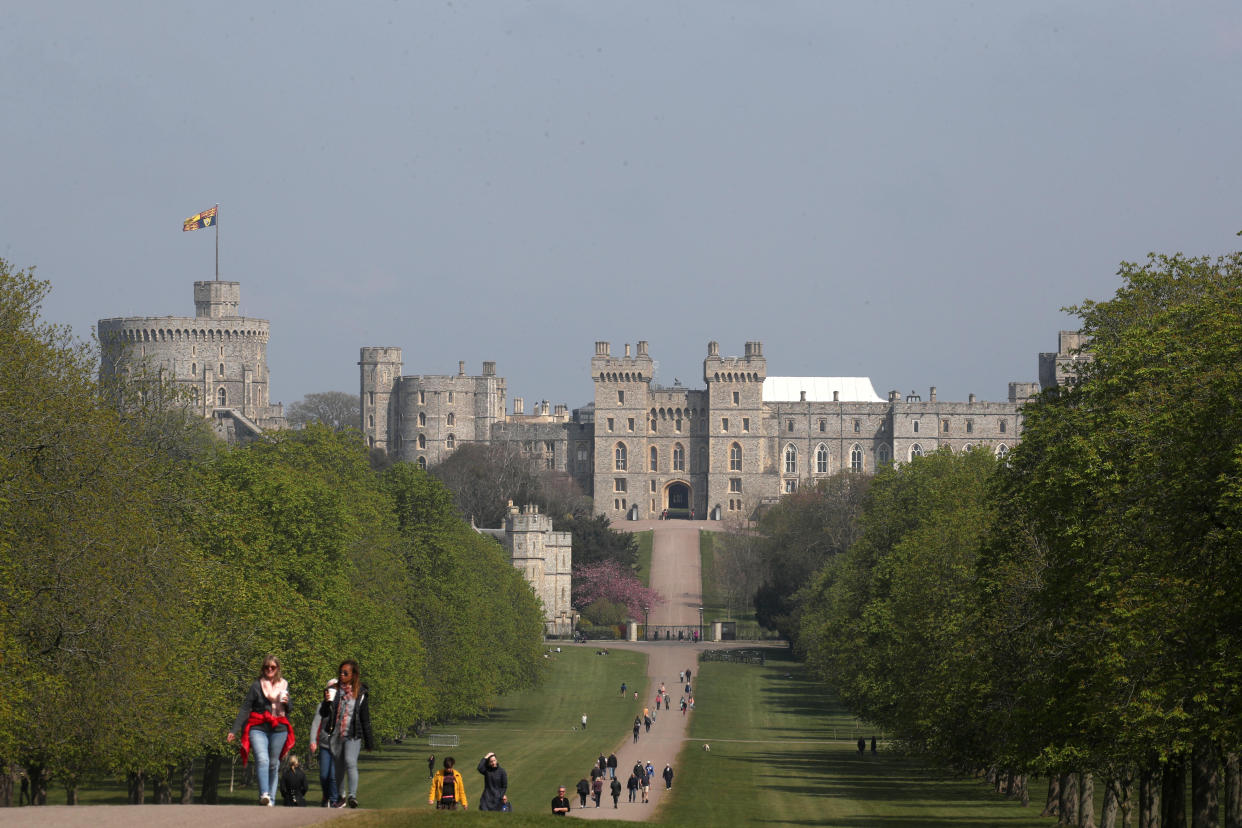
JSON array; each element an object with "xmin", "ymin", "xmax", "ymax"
[{"xmin": 930, "ymin": 386, "xmax": 937, "ymax": 402}]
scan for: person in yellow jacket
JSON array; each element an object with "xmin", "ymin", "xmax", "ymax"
[{"xmin": 429, "ymin": 756, "xmax": 468, "ymax": 810}]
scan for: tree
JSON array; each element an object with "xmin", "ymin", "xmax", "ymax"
[
  {"xmin": 431, "ymin": 443, "xmax": 542, "ymax": 528},
  {"xmin": 285, "ymin": 391, "xmax": 361, "ymax": 431},
  {"xmin": 573, "ymin": 560, "xmax": 663, "ymax": 620}
]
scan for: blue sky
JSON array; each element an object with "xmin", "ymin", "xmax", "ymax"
[{"xmin": 3, "ymin": 2, "xmax": 1239, "ymax": 410}]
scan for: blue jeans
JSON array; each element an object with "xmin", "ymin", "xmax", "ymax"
[
  {"xmin": 249, "ymin": 727, "xmax": 287, "ymax": 799},
  {"xmin": 330, "ymin": 737, "xmax": 362, "ymax": 799},
  {"xmin": 318, "ymin": 745, "xmax": 337, "ymax": 804}
]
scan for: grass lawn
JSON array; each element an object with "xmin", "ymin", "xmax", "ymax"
[
  {"xmin": 360, "ymin": 645, "xmax": 647, "ymax": 814},
  {"xmin": 634, "ymin": 530, "xmax": 653, "ymax": 586},
  {"xmin": 660, "ymin": 647, "xmax": 1056, "ymax": 828}
]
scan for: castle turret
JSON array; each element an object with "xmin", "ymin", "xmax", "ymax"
[{"xmin": 359, "ymin": 347, "xmax": 402, "ymax": 453}]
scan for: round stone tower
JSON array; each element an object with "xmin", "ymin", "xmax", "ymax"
[{"xmin": 359, "ymin": 346, "xmax": 403, "ymax": 452}]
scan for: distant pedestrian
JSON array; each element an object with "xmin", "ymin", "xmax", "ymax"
[
  {"xmin": 645, "ymin": 761, "xmax": 655, "ymax": 783},
  {"xmin": 857, "ymin": 737, "xmax": 866, "ymax": 757},
  {"xmin": 581, "ymin": 713, "xmax": 588, "ymax": 730},
  {"xmin": 429, "ymin": 757, "xmax": 467, "ymax": 810},
  {"xmin": 427, "ymin": 754, "xmax": 435, "ymax": 779},
  {"xmin": 681, "ymin": 697, "xmax": 687, "ymax": 715},
  {"xmin": 627, "ymin": 773, "xmax": 639, "ymax": 803},
  {"xmin": 871, "ymin": 736, "xmax": 877, "ymax": 754},
  {"xmin": 592, "ymin": 775, "xmax": 604, "ymax": 807},
  {"xmin": 19, "ymin": 773, "xmax": 30, "ymax": 806},
  {"xmin": 607, "ymin": 753, "xmax": 618, "ymax": 779},
  {"xmin": 641, "ymin": 767, "xmax": 650, "ymax": 803},
  {"xmin": 686, "ymin": 668, "xmax": 692, "ymax": 682},
  {"xmin": 591, "ymin": 764, "xmax": 603, "ymax": 783},
  {"xmin": 663, "ymin": 764, "xmax": 673, "ymax": 790},
  {"xmin": 477, "ymin": 752, "xmax": 508, "ymax": 811},
  {"xmin": 610, "ymin": 776, "xmax": 622, "ymax": 808},
  {"xmin": 551, "ymin": 786, "xmax": 570, "ymax": 816},
  {"xmin": 679, "ymin": 671, "xmax": 684, "ymax": 683},
  {"xmin": 633, "ymin": 720, "xmax": 641, "ymax": 742},
  {"xmin": 576, "ymin": 777, "xmax": 590, "ymax": 808},
  {"xmin": 644, "ymin": 714, "xmax": 651, "ymax": 733},
  {"xmin": 620, "ymin": 682, "xmax": 626, "ymax": 695},
  {"xmin": 655, "ymin": 695, "xmax": 661, "ymax": 711}
]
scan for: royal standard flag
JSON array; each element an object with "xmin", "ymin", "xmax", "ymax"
[{"xmin": 183, "ymin": 206, "xmax": 218, "ymax": 232}]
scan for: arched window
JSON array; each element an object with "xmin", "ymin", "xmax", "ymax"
[
  {"xmin": 191, "ymin": 362, "xmax": 197, "ymax": 375},
  {"xmin": 850, "ymin": 444, "xmax": 864, "ymax": 472},
  {"xmin": 447, "ymin": 434, "xmax": 456, "ymax": 449},
  {"xmin": 877, "ymin": 444, "xmax": 892, "ymax": 467},
  {"xmin": 784, "ymin": 444, "xmax": 797, "ymax": 475},
  {"xmin": 418, "ymin": 434, "xmax": 426, "ymax": 449},
  {"xmin": 615, "ymin": 442, "xmax": 627, "ymax": 471},
  {"xmin": 219, "ymin": 362, "xmax": 225, "ymax": 377},
  {"xmin": 729, "ymin": 442, "xmax": 742, "ymax": 471},
  {"xmin": 217, "ymin": 387, "xmax": 227, "ymax": 407},
  {"xmin": 995, "ymin": 444, "xmax": 1009, "ymax": 460},
  {"xmin": 816, "ymin": 444, "xmax": 829, "ymax": 474},
  {"xmin": 672, "ymin": 443, "xmax": 685, "ymax": 472},
  {"xmin": 910, "ymin": 443, "xmax": 923, "ymax": 460},
  {"xmin": 368, "ymin": 415, "xmax": 374, "ymax": 428},
  {"xmin": 417, "ymin": 456, "xmax": 426, "ymax": 469},
  {"xmin": 649, "ymin": 446, "xmax": 658, "ymax": 471},
  {"xmin": 418, "ymin": 412, "xmax": 426, "ymax": 426},
  {"xmin": 447, "ymin": 413, "xmax": 455, "ymax": 426}
]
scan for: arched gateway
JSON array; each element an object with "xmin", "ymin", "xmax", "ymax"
[{"xmin": 665, "ymin": 481, "xmax": 691, "ymax": 518}]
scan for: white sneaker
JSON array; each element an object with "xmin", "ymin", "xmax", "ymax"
[
  {"xmin": 267, "ymin": 799, "xmax": 275, "ymax": 807},
  {"xmin": 260, "ymin": 794, "xmax": 270, "ymax": 806}
]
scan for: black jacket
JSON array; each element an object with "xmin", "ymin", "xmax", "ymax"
[
  {"xmin": 477, "ymin": 757, "xmax": 508, "ymax": 811},
  {"xmin": 230, "ymin": 680, "xmax": 289, "ymax": 736},
  {"xmin": 318, "ymin": 682, "xmax": 375, "ymax": 750}
]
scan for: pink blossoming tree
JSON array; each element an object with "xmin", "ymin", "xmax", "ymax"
[{"xmin": 572, "ymin": 560, "xmax": 664, "ymax": 620}]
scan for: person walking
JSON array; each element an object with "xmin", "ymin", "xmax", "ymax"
[
  {"xmin": 610, "ymin": 775, "xmax": 622, "ymax": 808},
  {"xmin": 476, "ymin": 752, "xmax": 508, "ymax": 811},
  {"xmin": 607, "ymin": 752, "xmax": 618, "ymax": 779},
  {"xmin": 662, "ymin": 764, "xmax": 673, "ymax": 790},
  {"xmin": 227, "ymin": 654, "xmax": 294, "ymax": 807},
  {"xmin": 857, "ymin": 737, "xmax": 866, "ymax": 758},
  {"xmin": 619, "ymin": 682, "xmax": 626, "ymax": 695},
  {"xmin": 321, "ymin": 659, "xmax": 374, "ymax": 809},
  {"xmin": 632, "ymin": 717, "xmax": 641, "ymax": 743},
  {"xmin": 640, "ymin": 766, "xmax": 650, "ymax": 804},
  {"xmin": 680, "ymin": 697, "xmax": 687, "ymax": 715},
  {"xmin": 308, "ymin": 679, "xmax": 339, "ymax": 806},
  {"xmin": 427, "ymin": 754, "xmax": 435, "ymax": 779},
  {"xmin": 626, "ymin": 772, "xmax": 639, "ymax": 803},
  {"xmin": 551, "ymin": 786, "xmax": 571, "ymax": 816},
  {"xmin": 644, "ymin": 713, "xmax": 652, "ymax": 733},
  {"xmin": 576, "ymin": 776, "xmax": 590, "ymax": 808},
  {"xmin": 871, "ymin": 735, "xmax": 877, "ymax": 754},
  {"xmin": 279, "ymin": 756, "xmax": 308, "ymax": 806},
  {"xmin": 597, "ymin": 753, "xmax": 607, "ymax": 776},
  {"xmin": 580, "ymin": 713, "xmax": 588, "ymax": 730},
  {"xmin": 686, "ymin": 667, "xmax": 692, "ymax": 682},
  {"xmin": 428, "ymin": 757, "xmax": 467, "ymax": 810},
  {"xmin": 655, "ymin": 694, "xmax": 661, "ymax": 711},
  {"xmin": 592, "ymin": 775, "xmax": 604, "ymax": 807}
]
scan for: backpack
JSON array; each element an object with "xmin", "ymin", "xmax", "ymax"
[{"xmin": 441, "ymin": 770, "xmax": 456, "ymax": 800}]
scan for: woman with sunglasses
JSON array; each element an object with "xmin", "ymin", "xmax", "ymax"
[
  {"xmin": 318, "ymin": 658, "xmax": 374, "ymax": 808},
  {"xmin": 227, "ymin": 654, "xmax": 295, "ymax": 806}
]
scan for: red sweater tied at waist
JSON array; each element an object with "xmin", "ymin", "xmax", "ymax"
[{"xmin": 239, "ymin": 712, "xmax": 295, "ymax": 766}]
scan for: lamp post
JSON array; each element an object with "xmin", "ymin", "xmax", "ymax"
[{"xmin": 698, "ymin": 606, "xmax": 704, "ymax": 643}]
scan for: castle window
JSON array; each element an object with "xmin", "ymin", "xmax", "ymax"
[
  {"xmin": 418, "ymin": 434, "xmax": 426, "ymax": 449},
  {"xmin": 966, "ymin": 420, "xmax": 974, "ymax": 434},
  {"xmin": 447, "ymin": 392, "xmax": 453, "ymax": 403},
  {"xmin": 816, "ymin": 444, "xmax": 829, "ymax": 474},
  {"xmin": 628, "ymin": 417, "xmax": 635, "ymax": 431},
  {"xmin": 217, "ymin": 387, "xmax": 227, "ymax": 407},
  {"xmin": 368, "ymin": 391, "xmax": 374, "ymax": 406},
  {"xmin": 614, "ymin": 499, "xmax": 620, "ymax": 510},
  {"xmin": 730, "ymin": 443, "xmax": 742, "ymax": 471},
  {"xmin": 877, "ymin": 444, "xmax": 892, "ymax": 466},
  {"xmin": 368, "ymin": 415, "xmax": 374, "ymax": 428},
  {"xmin": 742, "ymin": 417, "xmax": 750, "ymax": 432},
  {"xmin": 650, "ymin": 480, "xmax": 657, "ymax": 493},
  {"xmin": 999, "ymin": 420, "xmax": 1007, "ymax": 434},
  {"xmin": 618, "ymin": 390, "xmax": 625, "ymax": 404},
  {"xmin": 607, "ymin": 417, "xmax": 614, "ymax": 432},
  {"xmin": 650, "ymin": 446, "xmax": 658, "ymax": 471},
  {"xmin": 913, "ymin": 420, "xmax": 920, "ymax": 433},
  {"xmin": 219, "ymin": 363, "xmax": 225, "ymax": 377},
  {"xmin": 615, "ymin": 478, "xmax": 627, "ymax": 493},
  {"xmin": 650, "ymin": 418, "xmax": 657, "ymax": 431},
  {"xmin": 819, "ymin": 419, "xmax": 826, "ymax": 432},
  {"xmin": 672, "ymin": 443, "xmax": 685, "ymax": 472},
  {"xmin": 419, "ymin": 390, "xmax": 425, "ymax": 404},
  {"xmin": 851, "ymin": 444, "xmax": 864, "ymax": 472},
  {"xmin": 615, "ymin": 443, "xmax": 628, "ymax": 471},
  {"xmin": 854, "ymin": 419, "xmax": 861, "ymax": 433},
  {"xmin": 787, "ymin": 419, "xmax": 794, "ymax": 432},
  {"xmin": 996, "ymin": 444, "xmax": 1009, "ymax": 460},
  {"xmin": 942, "ymin": 419, "xmax": 950, "ymax": 433},
  {"xmin": 418, "ymin": 412, "xmax": 426, "ymax": 426},
  {"xmin": 784, "ymin": 445, "xmax": 797, "ymax": 474},
  {"xmin": 732, "ymin": 391, "xmax": 739, "ymax": 405},
  {"xmin": 730, "ymin": 478, "xmax": 742, "ymax": 493},
  {"xmin": 784, "ymin": 479, "xmax": 797, "ymax": 493},
  {"xmin": 721, "ymin": 417, "xmax": 729, "ymax": 432},
  {"xmin": 447, "ymin": 413, "xmax": 455, "ymax": 426},
  {"xmin": 447, "ymin": 434, "xmax": 456, "ymax": 449},
  {"xmin": 675, "ymin": 418, "xmax": 682, "ymax": 432},
  {"xmin": 191, "ymin": 362, "xmax": 197, "ymax": 375}
]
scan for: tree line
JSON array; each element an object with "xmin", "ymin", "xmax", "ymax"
[
  {"xmin": 0, "ymin": 260, "xmax": 547, "ymax": 805},
  {"xmin": 748, "ymin": 253, "xmax": 1242, "ymax": 827}
]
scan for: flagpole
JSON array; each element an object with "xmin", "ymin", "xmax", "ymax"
[{"xmin": 215, "ymin": 203, "xmax": 220, "ymax": 281}]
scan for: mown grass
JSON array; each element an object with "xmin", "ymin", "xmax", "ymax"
[
  {"xmin": 634, "ymin": 529, "xmax": 653, "ymax": 586},
  {"xmin": 360, "ymin": 645, "xmax": 646, "ymax": 814}
]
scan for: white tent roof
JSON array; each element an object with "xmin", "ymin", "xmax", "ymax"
[{"xmin": 762, "ymin": 376, "xmax": 885, "ymax": 403}]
